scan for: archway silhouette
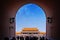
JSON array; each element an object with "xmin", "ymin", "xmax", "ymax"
[{"xmin": 0, "ymin": 0, "xmax": 59, "ymax": 40}]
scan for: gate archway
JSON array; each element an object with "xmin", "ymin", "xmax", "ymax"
[{"xmin": 0, "ymin": 0, "xmax": 58, "ymax": 40}]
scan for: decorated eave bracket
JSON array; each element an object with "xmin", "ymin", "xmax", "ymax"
[
  {"xmin": 9, "ymin": 17, "xmax": 15, "ymax": 24},
  {"xmin": 47, "ymin": 17, "xmax": 53, "ymax": 24}
]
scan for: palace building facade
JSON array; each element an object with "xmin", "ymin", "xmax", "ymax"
[{"xmin": 16, "ymin": 28, "xmax": 46, "ymax": 37}]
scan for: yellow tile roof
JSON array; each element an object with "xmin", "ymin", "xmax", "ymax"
[
  {"xmin": 16, "ymin": 32, "xmax": 21, "ymax": 34},
  {"xmin": 22, "ymin": 28, "xmax": 38, "ymax": 31},
  {"xmin": 16, "ymin": 28, "xmax": 46, "ymax": 35},
  {"xmin": 40, "ymin": 32, "xmax": 46, "ymax": 34}
]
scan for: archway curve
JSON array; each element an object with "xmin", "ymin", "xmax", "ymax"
[
  {"xmin": 15, "ymin": 3, "xmax": 46, "ymax": 33},
  {"xmin": 8, "ymin": 1, "xmax": 50, "ymax": 38},
  {"xmin": 6, "ymin": 0, "xmax": 52, "ymax": 38},
  {"xmin": 0, "ymin": 0, "xmax": 57, "ymax": 40},
  {"xmin": 15, "ymin": 2, "xmax": 47, "ymax": 17}
]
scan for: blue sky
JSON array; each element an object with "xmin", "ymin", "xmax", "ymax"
[{"xmin": 16, "ymin": 3, "xmax": 46, "ymax": 32}]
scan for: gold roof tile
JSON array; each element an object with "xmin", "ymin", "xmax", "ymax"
[{"xmin": 22, "ymin": 28, "xmax": 38, "ymax": 31}]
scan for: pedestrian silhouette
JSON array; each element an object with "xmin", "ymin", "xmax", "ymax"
[
  {"xmin": 11, "ymin": 37, "xmax": 16, "ymax": 40},
  {"xmin": 17, "ymin": 36, "xmax": 19, "ymax": 40}
]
